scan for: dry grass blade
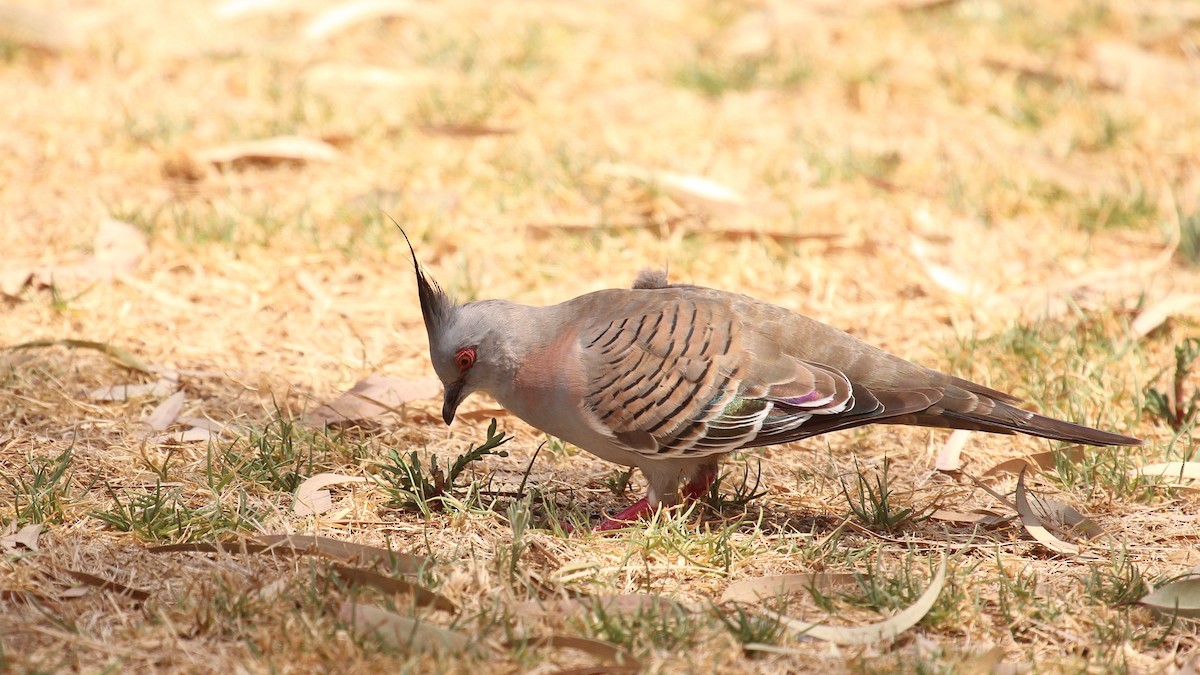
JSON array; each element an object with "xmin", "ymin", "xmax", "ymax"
[
  {"xmin": 339, "ymin": 600, "xmax": 470, "ymax": 653},
  {"xmin": 144, "ymin": 391, "xmax": 186, "ymax": 432},
  {"xmin": 504, "ymin": 635, "xmax": 638, "ymax": 671},
  {"xmin": 63, "ymin": 570, "xmax": 150, "ymax": 602},
  {"xmin": 1015, "ymin": 470, "xmax": 1081, "ymax": 556},
  {"xmin": 331, "ymin": 564, "xmax": 456, "ymax": 612},
  {"xmin": 1139, "ymin": 578, "xmax": 1200, "ymax": 619},
  {"xmin": 1139, "ymin": 462, "xmax": 1200, "ymax": 481},
  {"xmin": 294, "ymin": 472, "xmax": 367, "ymax": 517},
  {"xmin": 194, "ymin": 136, "xmax": 342, "ymax": 166},
  {"xmin": 513, "ymin": 594, "xmax": 683, "ymax": 618},
  {"xmin": 303, "ymin": 0, "xmax": 414, "ymax": 41},
  {"xmin": 8, "ymin": 339, "xmax": 154, "ymax": 374},
  {"xmin": 151, "ymin": 536, "xmax": 430, "ymax": 573},
  {"xmin": 721, "ymin": 572, "xmax": 858, "ymax": 604},
  {"xmin": 763, "ymin": 558, "xmax": 947, "ymax": 645}
]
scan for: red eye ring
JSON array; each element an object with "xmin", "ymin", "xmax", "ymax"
[{"xmin": 454, "ymin": 346, "xmax": 476, "ymax": 372}]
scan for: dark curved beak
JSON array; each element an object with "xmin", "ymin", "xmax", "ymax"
[{"xmin": 442, "ymin": 380, "xmax": 466, "ymax": 425}]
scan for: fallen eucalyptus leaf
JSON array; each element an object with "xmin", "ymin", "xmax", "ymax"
[
  {"xmin": 294, "ymin": 473, "xmax": 367, "ymax": 516},
  {"xmin": 331, "ymin": 565, "xmax": 456, "ymax": 612},
  {"xmin": 306, "ymin": 374, "xmax": 440, "ymax": 427},
  {"xmin": 721, "ymin": 572, "xmax": 858, "ymax": 604},
  {"xmin": 1015, "ymin": 470, "xmax": 1079, "ymax": 556},
  {"xmin": 8, "ymin": 339, "xmax": 153, "ymax": 374},
  {"xmin": 303, "ymin": 0, "xmax": 414, "ymax": 40},
  {"xmin": 935, "ymin": 430, "xmax": 973, "ymax": 472},
  {"xmin": 339, "ymin": 601, "xmax": 469, "ymax": 653},
  {"xmin": 1139, "ymin": 462, "xmax": 1200, "ymax": 481},
  {"xmin": 1139, "ymin": 578, "xmax": 1200, "ymax": 618},
  {"xmin": 763, "ymin": 559, "xmax": 947, "ymax": 645},
  {"xmin": 145, "ymin": 391, "xmax": 186, "ymax": 432}
]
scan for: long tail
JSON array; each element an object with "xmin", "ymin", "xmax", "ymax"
[{"xmin": 903, "ymin": 377, "xmax": 1142, "ymax": 447}]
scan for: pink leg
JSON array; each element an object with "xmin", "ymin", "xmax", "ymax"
[
  {"xmin": 594, "ymin": 497, "xmax": 653, "ymax": 532},
  {"xmin": 681, "ymin": 463, "xmax": 719, "ymax": 502},
  {"xmin": 593, "ymin": 464, "xmax": 719, "ymax": 533}
]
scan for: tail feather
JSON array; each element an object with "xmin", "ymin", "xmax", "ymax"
[{"xmin": 925, "ymin": 398, "xmax": 1141, "ymax": 446}]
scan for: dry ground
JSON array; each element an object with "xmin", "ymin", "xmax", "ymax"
[{"xmin": 2, "ymin": 0, "xmax": 1200, "ymax": 672}]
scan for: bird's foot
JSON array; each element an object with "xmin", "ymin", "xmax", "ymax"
[
  {"xmin": 592, "ymin": 468, "xmax": 720, "ymax": 533},
  {"xmin": 594, "ymin": 497, "xmax": 653, "ymax": 532}
]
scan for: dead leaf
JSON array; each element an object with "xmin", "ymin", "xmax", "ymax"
[
  {"xmin": 194, "ymin": 136, "xmax": 342, "ymax": 167},
  {"xmin": 982, "ymin": 447, "xmax": 1088, "ymax": 479},
  {"xmin": 331, "ymin": 564, "xmax": 456, "ymax": 612},
  {"xmin": 418, "ymin": 124, "xmax": 516, "ymax": 137},
  {"xmin": 721, "ymin": 572, "xmax": 858, "ymax": 604},
  {"xmin": 89, "ymin": 376, "xmax": 178, "ymax": 402},
  {"xmin": 1031, "ymin": 495, "xmax": 1105, "ymax": 540},
  {"xmin": 513, "ymin": 594, "xmax": 684, "ymax": 618},
  {"xmin": 961, "ymin": 645, "xmax": 1005, "ymax": 675},
  {"xmin": 1139, "ymin": 578, "xmax": 1200, "ymax": 618},
  {"xmin": 0, "ymin": 4, "xmax": 85, "ymax": 51},
  {"xmin": 1131, "ymin": 294, "xmax": 1200, "ymax": 339},
  {"xmin": 8, "ymin": 339, "xmax": 154, "ymax": 374},
  {"xmin": 303, "ymin": 0, "xmax": 415, "ymax": 41},
  {"xmin": 0, "ymin": 523, "xmax": 43, "ymax": 552},
  {"xmin": 764, "ymin": 559, "xmax": 947, "ymax": 644},
  {"xmin": 151, "ymin": 535, "xmax": 430, "ymax": 574},
  {"xmin": 339, "ymin": 601, "xmax": 470, "ymax": 653},
  {"xmin": 911, "ymin": 237, "xmax": 980, "ymax": 300},
  {"xmin": 154, "ymin": 427, "xmax": 219, "ymax": 443},
  {"xmin": 929, "ymin": 509, "xmax": 1009, "ymax": 527},
  {"xmin": 594, "ymin": 163, "xmax": 747, "ymax": 212},
  {"xmin": 294, "ymin": 472, "xmax": 367, "ymax": 517},
  {"xmin": 91, "ymin": 218, "xmax": 148, "ymax": 280},
  {"xmin": 1014, "ymin": 470, "xmax": 1080, "ymax": 556},
  {"xmin": 306, "ymin": 374, "xmax": 440, "ymax": 427},
  {"xmin": 1, "ymin": 218, "xmax": 147, "ymax": 297},
  {"xmin": 503, "ymin": 635, "xmax": 638, "ymax": 671},
  {"xmin": 63, "ymin": 570, "xmax": 150, "ymax": 602},
  {"xmin": 935, "ymin": 430, "xmax": 973, "ymax": 472},
  {"xmin": 1091, "ymin": 41, "xmax": 1200, "ymax": 93},
  {"xmin": 145, "ymin": 391, "xmax": 186, "ymax": 432},
  {"xmin": 1139, "ymin": 462, "xmax": 1200, "ymax": 481}
]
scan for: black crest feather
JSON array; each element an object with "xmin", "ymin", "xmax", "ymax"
[{"xmin": 389, "ymin": 217, "xmax": 454, "ymax": 335}]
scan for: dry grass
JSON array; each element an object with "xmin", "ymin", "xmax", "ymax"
[{"xmin": 2, "ymin": 0, "xmax": 1200, "ymax": 671}]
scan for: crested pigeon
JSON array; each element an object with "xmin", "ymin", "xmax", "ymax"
[{"xmin": 405, "ymin": 242, "xmax": 1141, "ymax": 531}]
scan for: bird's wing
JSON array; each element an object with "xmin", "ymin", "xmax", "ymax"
[{"xmin": 578, "ymin": 289, "xmax": 939, "ymax": 458}]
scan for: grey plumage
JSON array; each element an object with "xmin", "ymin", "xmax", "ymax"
[{"xmin": 403, "ymin": 233, "xmax": 1141, "ymax": 527}]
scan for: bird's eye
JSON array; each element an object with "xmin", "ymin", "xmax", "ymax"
[{"xmin": 454, "ymin": 346, "xmax": 476, "ymax": 372}]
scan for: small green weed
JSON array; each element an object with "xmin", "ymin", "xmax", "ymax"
[
  {"xmin": 1145, "ymin": 337, "xmax": 1200, "ymax": 433},
  {"xmin": 839, "ymin": 457, "xmax": 918, "ymax": 532},
  {"xmin": 377, "ymin": 419, "xmax": 512, "ymax": 511}
]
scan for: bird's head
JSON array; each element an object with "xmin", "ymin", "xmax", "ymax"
[{"xmin": 402, "ymin": 229, "xmax": 511, "ymax": 425}]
